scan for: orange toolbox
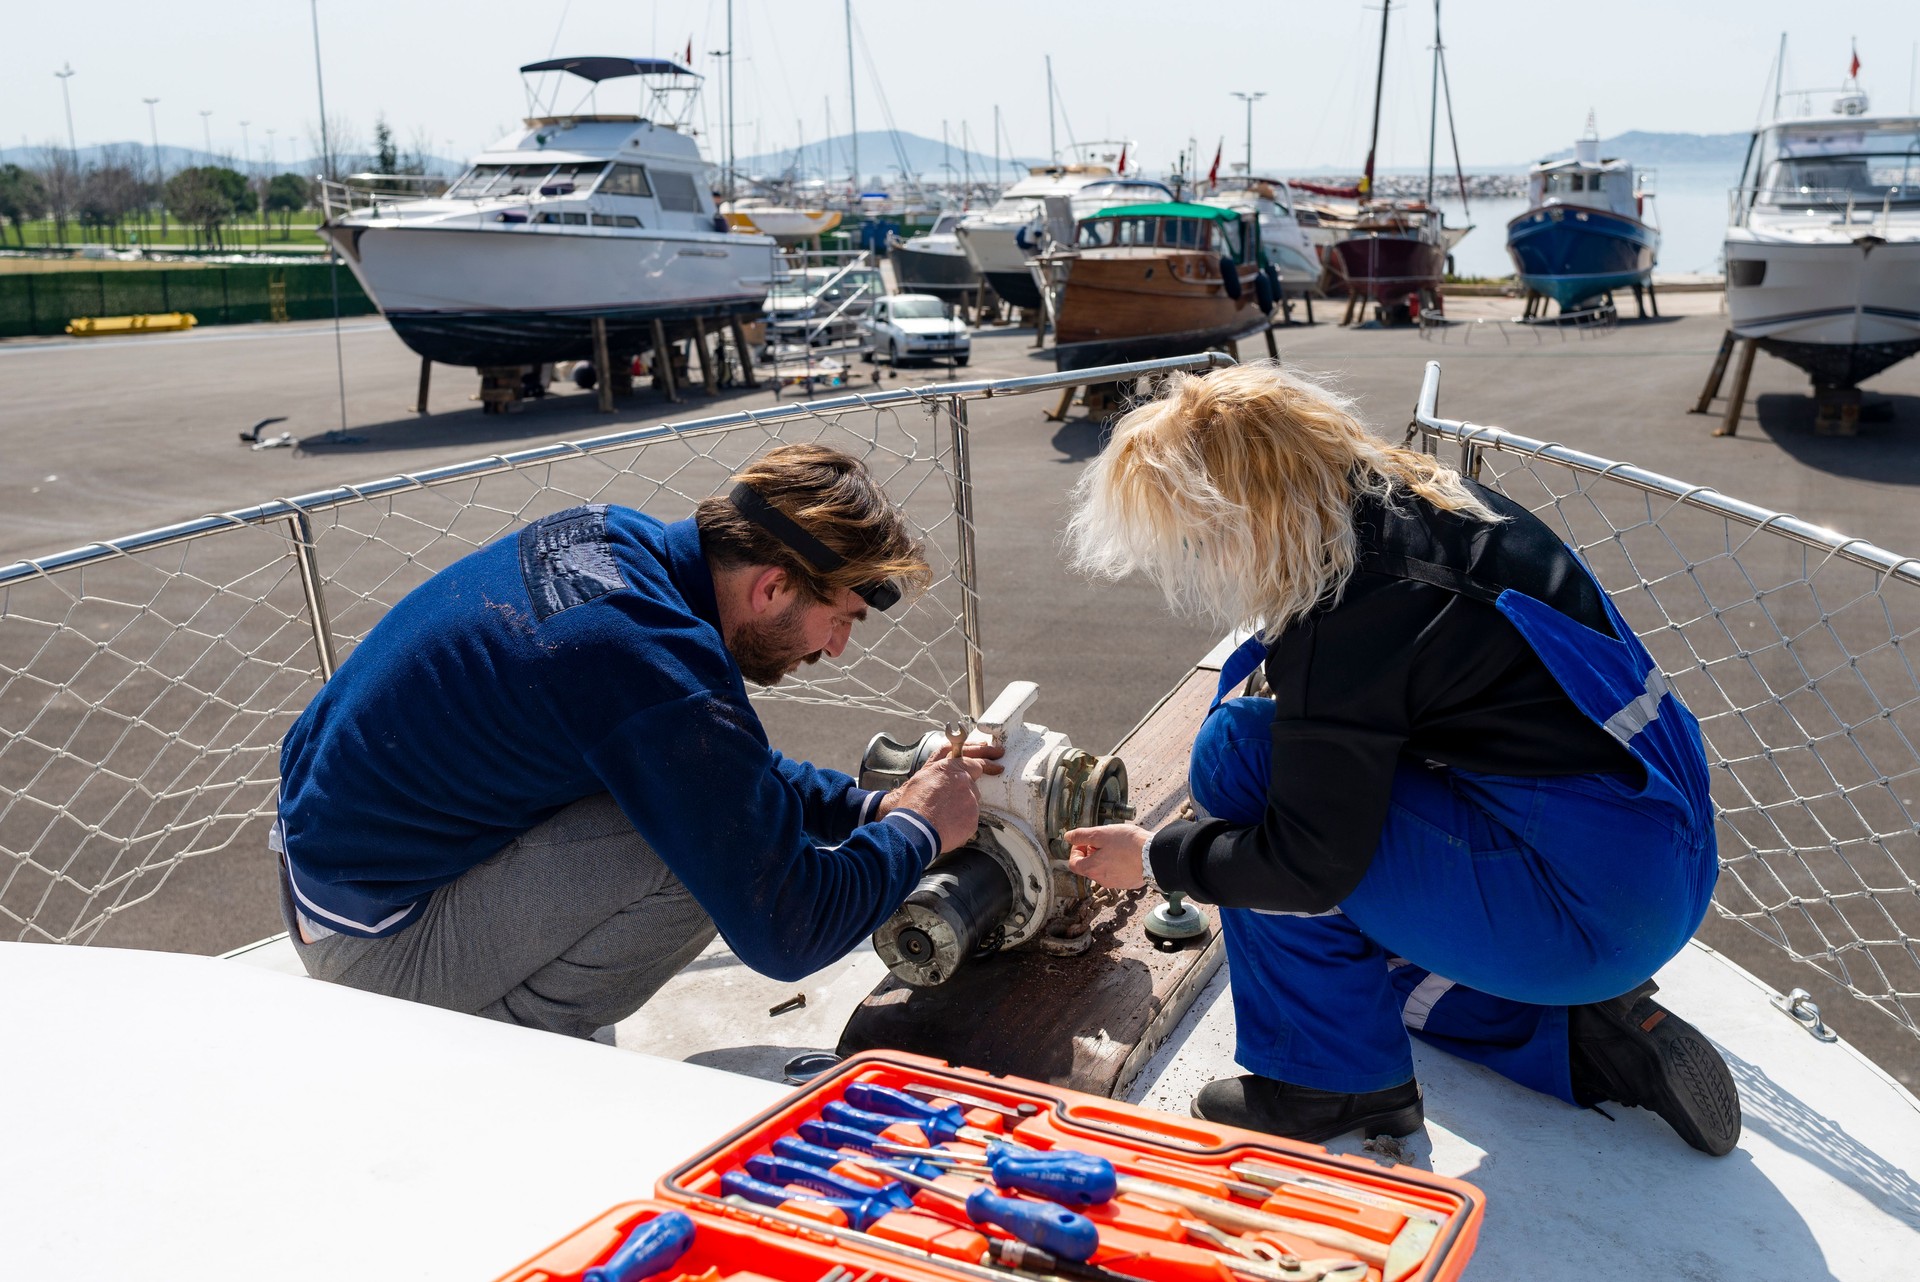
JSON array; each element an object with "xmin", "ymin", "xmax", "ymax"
[{"xmin": 498, "ymin": 1051, "xmax": 1483, "ymax": 1282}]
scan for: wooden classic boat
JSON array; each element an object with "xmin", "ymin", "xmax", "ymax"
[
  {"xmin": 1330, "ymin": 202, "xmax": 1449, "ymax": 321},
  {"xmin": 1050, "ymin": 202, "xmax": 1270, "ymax": 371}
]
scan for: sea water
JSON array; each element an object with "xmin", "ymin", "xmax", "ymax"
[{"xmin": 1422, "ymin": 162, "xmax": 1742, "ymax": 281}]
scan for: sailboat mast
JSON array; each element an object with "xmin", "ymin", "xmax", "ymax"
[
  {"xmin": 994, "ymin": 104, "xmax": 1002, "ymax": 184},
  {"xmin": 845, "ymin": 0, "xmax": 859, "ymax": 190},
  {"xmin": 1363, "ymin": 0, "xmax": 1392, "ymax": 199},
  {"xmin": 1046, "ymin": 55, "xmax": 1058, "ymax": 164},
  {"xmin": 1425, "ymin": 0, "xmax": 1439, "ymax": 204},
  {"xmin": 725, "ymin": 0, "xmax": 736, "ymax": 201}
]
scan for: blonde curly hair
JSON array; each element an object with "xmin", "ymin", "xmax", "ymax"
[{"xmin": 1065, "ymin": 362, "xmax": 1502, "ymax": 638}]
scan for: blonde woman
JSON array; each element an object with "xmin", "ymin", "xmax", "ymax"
[{"xmin": 1062, "ymin": 364, "xmax": 1739, "ymax": 1156}]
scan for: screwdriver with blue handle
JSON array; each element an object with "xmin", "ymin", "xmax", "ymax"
[
  {"xmin": 854, "ymin": 1158, "xmax": 1101, "ymax": 1262},
  {"xmin": 843, "ymin": 1082, "xmax": 1008, "ymax": 1145},
  {"xmin": 582, "ymin": 1209, "xmax": 695, "ymax": 1282},
  {"xmin": 872, "ymin": 1140, "xmax": 1118, "ymax": 1206},
  {"xmin": 720, "ymin": 1169, "xmax": 901, "ymax": 1231},
  {"xmin": 773, "ymin": 1135, "xmax": 946, "ymax": 1185},
  {"xmin": 744, "ymin": 1154, "xmax": 916, "ymax": 1210}
]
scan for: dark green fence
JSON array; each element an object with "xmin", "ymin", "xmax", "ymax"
[{"xmin": 0, "ymin": 263, "xmax": 377, "ymax": 338}]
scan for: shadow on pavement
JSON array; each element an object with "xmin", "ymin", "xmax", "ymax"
[{"xmin": 1753, "ymin": 392, "xmax": 1920, "ymax": 485}]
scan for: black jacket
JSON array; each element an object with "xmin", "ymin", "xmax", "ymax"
[{"xmin": 1147, "ymin": 480, "xmax": 1637, "ymax": 913}]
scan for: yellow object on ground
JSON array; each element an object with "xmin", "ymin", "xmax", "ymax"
[{"xmin": 65, "ymin": 312, "xmax": 198, "ymax": 336}]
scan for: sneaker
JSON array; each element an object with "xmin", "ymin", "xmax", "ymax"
[
  {"xmin": 1190, "ymin": 1074, "xmax": 1423, "ymax": 1143},
  {"xmin": 1569, "ymin": 980, "xmax": 1742, "ymax": 1156}
]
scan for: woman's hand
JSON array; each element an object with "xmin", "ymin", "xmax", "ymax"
[{"xmin": 1063, "ymin": 823, "xmax": 1152, "ymax": 891}]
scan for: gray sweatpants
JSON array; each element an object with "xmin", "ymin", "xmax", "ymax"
[{"xmin": 279, "ymin": 794, "xmax": 717, "ymax": 1038}]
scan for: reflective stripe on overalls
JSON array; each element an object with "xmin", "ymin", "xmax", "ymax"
[{"xmin": 1194, "ymin": 570, "xmax": 1717, "ymax": 1103}]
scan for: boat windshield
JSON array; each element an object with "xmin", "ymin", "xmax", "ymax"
[
  {"xmin": 1752, "ymin": 125, "xmax": 1920, "ymax": 206},
  {"xmin": 891, "ymin": 298, "xmax": 947, "ymax": 319},
  {"xmin": 930, "ymin": 214, "xmax": 963, "ymax": 234},
  {"xmin": 1076, "ymin": 216, "xmax": 1219, "ymax": 251}
]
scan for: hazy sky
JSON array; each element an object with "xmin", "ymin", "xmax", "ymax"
[{"xmin": 8, "ymin": 1, "xmax": 1918, "ymax": 174}]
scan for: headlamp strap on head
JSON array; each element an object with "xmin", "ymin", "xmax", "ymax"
[{"xmin": 726, "ymin": 481, "xmax": 900, "ymax": 612}]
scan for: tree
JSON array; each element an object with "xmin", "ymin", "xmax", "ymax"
[
  {"xmin": 264, "ymin": 172, "xmax": 311, "ymax": 238},
  {"xmin": 373, "ymin": 115, "xmax": 399, "ymax": 174},
  {"xmin": 165, "ymin": 165, "xmax": 253, "ymax": 249},
  {"xmin": 36, "ymin": 143, "xmax": 79, "ymax": 245},
  {"xmin": 0, "ymin": 164, "xmax": 49, "ymax": 247},
  {"xmin": 76, "ymin": 147, "xmax": 149, "ymax": 245}
]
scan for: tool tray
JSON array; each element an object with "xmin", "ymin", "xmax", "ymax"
[{"xmin": 498, "ymin": 1051, "xmax": 1484, "ymax": 1282}]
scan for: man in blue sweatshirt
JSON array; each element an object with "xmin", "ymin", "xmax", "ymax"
[{"xmin": 273, "ymin": 443, "xmax": 991, "ymax": 1037}]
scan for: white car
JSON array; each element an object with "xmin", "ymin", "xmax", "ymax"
[{"xmin": 863, "ymin": 294, "xmax": 971, "ymax": 366}]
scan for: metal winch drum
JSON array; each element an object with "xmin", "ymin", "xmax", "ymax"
[{"xmin": 860, "ymin": 681, "xmax": 1133, "ymax": 987}]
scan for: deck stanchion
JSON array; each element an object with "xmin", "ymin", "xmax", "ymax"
[
  {"xmin": 1264, "ymin": 323, "xmax": 1280, "ymax": 359},
  {"xmin": 946, "ymin": 394, "xmax": 985, "ymax": 719},
  {"xmin": 592, "ymin": 318, "xmax": 615, "ymax": 414},
  {"xmin": 1717, "ymin": 337, "xmax": 1758, "ymax": 437},
  {"xmin": 286, "ymin": 511, "xmax": 338, "ymax": 681},
  {"xmin": 414, "ymin": 358, "xmax": 431, "ymax": 414}
]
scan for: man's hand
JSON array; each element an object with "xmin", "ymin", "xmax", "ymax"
[
  {"xmin": 1063, "ymin": 823, "xmax": 1152, "ymax": 891},
  {"xmin": 886, "ymin": 755, "xmax": 986, "ymax": 853}
]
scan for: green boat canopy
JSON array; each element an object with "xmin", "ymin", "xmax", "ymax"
[{"xmin": 1087, "ymin": 202, "xmax": 1240, "ymax": 221}]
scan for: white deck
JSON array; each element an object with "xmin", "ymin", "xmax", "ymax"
[{"xmin": 8, "ymin": 926, "xmax": 1904, "ymax": 1279}]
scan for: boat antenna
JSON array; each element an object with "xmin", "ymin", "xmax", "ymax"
[
  {"xmin": 1436, "ymin": 0, "xmax": 1469, "ymax": 217},
  {"xmin": 1362, "ymin": 0, "xmax": 1392, "ymax": 199},
  {"xmin": 1046, "ymin": 56, "xmax": 1058, "ymax": 164},
  {"xmin": 844, "ymin": 0, "xmax": 859, "ymax": 190},
  {"xmin": 1773, "ymin": 32, "xmax": 1787, "ymax": 121},
  {"xmin": 545, "ymin": 0, "xmax": 572, "ymax": 58}
]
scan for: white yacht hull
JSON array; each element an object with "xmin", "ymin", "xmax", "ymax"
[
  {"xmin": 1725, "ymin": 234, "xmax": 1920, "ymax": 386},
  {"xmin": 330, "ymin": 223, "xmax": 777, "ymax": 366},
  {"xmin": 953, "ymin": 222, "xmax": 1043, "ymax": 308}
]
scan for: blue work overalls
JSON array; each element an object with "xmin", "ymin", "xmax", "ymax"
[{"xmin": 1194, "ymin": 570, "xmax": 1717, "ymax": 1104}]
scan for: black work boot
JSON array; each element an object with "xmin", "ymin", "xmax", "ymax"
[
  {"xmin": 1569, "ymin": 979, "xmax": 1742, "ymax": 1156},
  {"xmin": 1190, "ymin": 1074, "xmax": 1423, "ymax": 1143}
]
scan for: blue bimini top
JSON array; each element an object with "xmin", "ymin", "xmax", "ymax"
[{"xmin": 276, "ymin": 505, "xmax": 937, "ymax": 980}]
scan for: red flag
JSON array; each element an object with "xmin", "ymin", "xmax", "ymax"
[
  {"xmin": 685, "ymin": 37, "xmax": 694, "ymax": 67},
  {"xmin": 1849, "ymin": 41, "xmax": 1860, "ymax": 78},
  {"xmin": 1206, "ymin": 141, "xmax": 1222, "ymax": 189},
  {"xmin": 1116, "ymin": 143, "xmax": 1127, "ymax": 174}
]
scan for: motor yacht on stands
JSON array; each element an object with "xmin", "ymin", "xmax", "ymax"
[
  {"xmin": 1508, "ymin": 117, "xmax": 1659, "ymax": 314},
  {"xmin": 319, "ymin": 57, "xmax": 776, "ymax": 369},
  {"xmin": 1725, "ymin": 85, "xmax": 1920, "ymax": 401}
]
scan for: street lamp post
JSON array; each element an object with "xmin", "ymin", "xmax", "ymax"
[
  {"xmin": 1229, "ymin": 91, "xmax": 1266, "ymax": 180},
  {"xmin": 143, "ymin": 96, "xmax": 165, "ymax": 240},
  {"xmin": 199, "ymin": 110, "xmax": 213, "ymax": 161},
  {"xmin": 54, "ymin": 64, "xmax": 78, "ymax": 246}
]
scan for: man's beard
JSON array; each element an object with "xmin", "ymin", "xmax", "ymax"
[{"xmin": 731, "ymin": 598, "xmax": 826, "ymax": 687}]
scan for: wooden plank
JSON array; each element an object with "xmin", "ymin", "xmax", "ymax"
[{"xmin": 836, "ymin": 667, "xmax": 1223, "ymax": 1097}]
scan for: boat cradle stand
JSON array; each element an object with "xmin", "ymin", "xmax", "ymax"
[
  {"xmin": 1689, "ymin": 329, "xmax": 1876, "ymax": 438},
  {"xmin": 1521, "ymin": 282, "xmax": 1658, "ymax": 323},
  {"xmin": 411, "ymin": 317, "xmax": 763, "ymax": 417},
  {"xmin": 837, "ymin": 654, "xmax": 1227, "ymax": 1097}
]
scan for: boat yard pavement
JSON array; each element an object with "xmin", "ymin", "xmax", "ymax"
[{"xmin": 2, "ymin": 295, "xmax": 1918, "ymax": 1093}]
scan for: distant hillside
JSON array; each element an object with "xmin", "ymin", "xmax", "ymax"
[
  {"xmin": 1529, "ymin": 131, "xmax": 1750, "ymax": 168},
  {"xmin": 733, "ymin": 130, "xmax": 1052, "ymax": 185}
]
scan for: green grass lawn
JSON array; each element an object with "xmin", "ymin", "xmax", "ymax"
[{"xmin": 3, "ymin": 212, "xmax": 328, "ymax": 253}]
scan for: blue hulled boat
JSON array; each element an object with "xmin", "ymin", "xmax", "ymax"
[{"xmin": 1507, "ymin": 122, "xmax": 1659, "ymax": 312}]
